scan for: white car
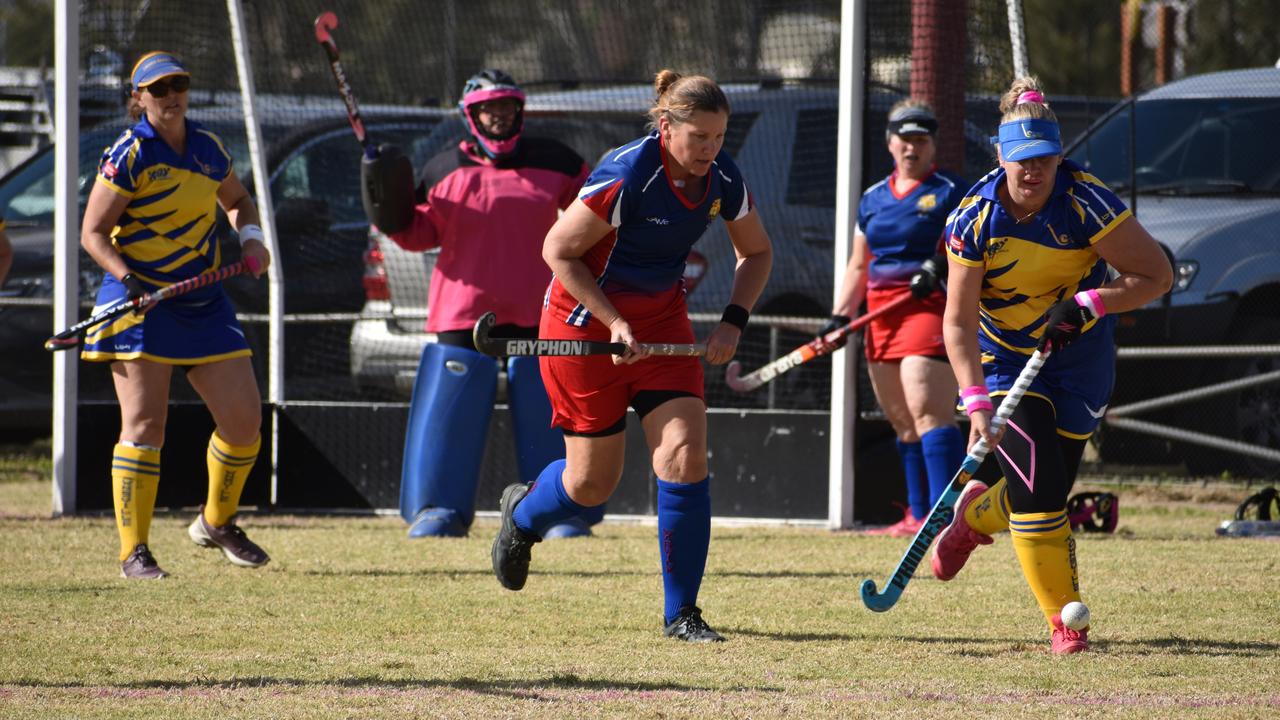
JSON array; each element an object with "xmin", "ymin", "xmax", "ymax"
[{"xmin": 348, "ymin": 83, "xmax": 998, "ymax": 402}]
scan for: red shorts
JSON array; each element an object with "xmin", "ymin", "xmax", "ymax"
[
  {"xmin": 540, "ymin": 284, "xmax": 704, "ymax": 434},
  {"xmin": 864, "ymin": 285, "xmax": 947, "ymax": 362}
]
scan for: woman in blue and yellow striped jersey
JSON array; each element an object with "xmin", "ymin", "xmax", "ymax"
[
  {"xmin": 80, "ymin": 52, "xmax": 273, "ymax": 579},
  {"xmin": 934, "ymin": 76, "xmax": 1171, "ymax": 653}
]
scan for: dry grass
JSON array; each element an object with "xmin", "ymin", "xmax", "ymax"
[{"xmin": 1, "ymin": 445, "xmax": 1278, "ymax": 719}]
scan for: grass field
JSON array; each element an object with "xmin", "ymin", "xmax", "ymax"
[{"xmin": 2, "ymin": 440, "xmax": 1278, "ymax": 719}]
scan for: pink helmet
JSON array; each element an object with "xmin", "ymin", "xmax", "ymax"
[{"xmin": 459, "ymin": 69, "xmax": 526, "ymax": 159}]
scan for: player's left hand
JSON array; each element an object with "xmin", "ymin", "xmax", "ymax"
[
  {"xmin": 704, "ymin": 323, "xmax": 741, "ymax": 365},
  {"xmin": 1039, "ymin": 297, "xmax": 1095, "ymax": 351},
  {"xmin": 241, "ymin": 238, "xmax": 271, "ymax": 279}
]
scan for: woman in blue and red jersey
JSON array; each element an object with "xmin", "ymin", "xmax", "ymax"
[
  {"xmin": 934, "ymin": 77, "xmax": 1171, "ymax": 653},
  {"xmin": 820, "ymin": 99, "xmax": 967, "ymax": 537},
  {"xmin": 79, "ymin": 52, "xmax": 273, "ymax": 579},
  {"xmin": 489, "ymin": 69, "xmax": 773, "ymax": 643}
]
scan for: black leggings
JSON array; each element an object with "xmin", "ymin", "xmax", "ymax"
[{"xmin": 974, "ymin": 397, "xmax": 1088, "ymax": 514}]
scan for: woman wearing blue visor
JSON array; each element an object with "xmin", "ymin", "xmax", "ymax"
[{"xmin": 935, "ymin": 77, "xmax": 1172, "ymax": 653}]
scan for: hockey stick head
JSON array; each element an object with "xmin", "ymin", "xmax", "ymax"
[
  {"xmin": 859, "ymin": 578, "xmax": 898, "ymax": 612},
  {"xmin": 44, "ymin": 335, "xmax": 82, "ymax": 352},
  {"xmin": 314, "ymin": 11, "xmax": 338, "ymax": 44},
  {"xmin": 472, "ymin": 311, "xmax": 498, "ymax": 355},
  {"xmin": 724, "ymin": 361, "xmax": 748, "ymax": 391}
]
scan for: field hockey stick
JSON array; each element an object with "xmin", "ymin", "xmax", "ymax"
[
  {"xmin": 44, "ymin": 259, "xmax": 257, "ymax": 351},
  {"xmin": 724, "ymin": 292, "xmax": 915, "ymax": 392},
  {"xmin": 859, "ymin": 347, "xmax": 1050, "ymax": 612},
  {"xmin": 472, "ymin": 312, "xmax": 704, "ymax": 358},
  {"xmin": 314, "ymin": 11, "xmax": 375, "ymax": 160}
]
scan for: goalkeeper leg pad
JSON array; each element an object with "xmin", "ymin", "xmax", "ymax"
[
  {"xmin": 506, "ymin": 356, "xmax": 566, "ymax": 486},
  {"xmin": 400, "ymin": 343, "xmax": 498, "ymax": 534}
]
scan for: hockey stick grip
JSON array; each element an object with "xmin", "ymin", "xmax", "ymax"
[
  {"xmin": 859, "ymin": 347, "xmax": 1050, "ymax": 612},
  {"xmin": 44, "ymin": 261, "xmax": 252, "ymax": 351},
  {"xmin": 471, "ymin": 312, "xmax": 703, "ymax": 357}
]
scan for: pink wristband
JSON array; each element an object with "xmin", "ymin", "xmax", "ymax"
[
  {"xmin": 1074, "ymin": 289, "xmax": 1107, "ymax": 318},
  {"xmin": 960, "ymin": 385, "xmax": 993, "ymax": 416}
]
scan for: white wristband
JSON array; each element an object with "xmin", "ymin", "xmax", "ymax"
[{"xmin": 238, "ymin": 224, "xmax": 264, "ymax": 247}]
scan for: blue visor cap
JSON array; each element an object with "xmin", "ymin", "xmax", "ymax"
[
  {"xmin": 131, "ymin": 52, "xmax": 189, "ymax": 90},
  {"xmin": 993, "ymin": 118, "xmax": 1062, "ymax": 161}
]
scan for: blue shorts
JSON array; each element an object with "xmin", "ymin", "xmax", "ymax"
[
  {"xmin": 979, "ymin": 322, "xmax": 1116, "ymax": 440},
  {"xmin": 80, "ymin": 273, "xmax": 251, "ymax": 365}
]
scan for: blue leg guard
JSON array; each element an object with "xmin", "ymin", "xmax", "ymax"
[
  {"xmin": 400, "ymin": 343, "xmax": 497, "ymax": 536},
  {"xmin": 508, "ymin": 357, "xmax": 602, "ymax": 538},
  {"xmin": 506, "ymin": 356, "xmax": 565, "ymax": 485}
]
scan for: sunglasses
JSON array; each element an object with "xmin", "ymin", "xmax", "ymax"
[{"xmin": 144, "ymin": 75, "xmax": 191, "ymax": 98}]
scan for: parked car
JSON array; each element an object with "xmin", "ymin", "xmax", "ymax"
[
  {"xmin": 1067, "ymin": 66, "xmax": 1280, "ymax": 476},
  {"xmin": 348, "ymin": 81, "xmax": 1003, "ymax": 401},
  {"xmin": 0, "ymin": 102, "xmax": 450, "ymax": 433}
]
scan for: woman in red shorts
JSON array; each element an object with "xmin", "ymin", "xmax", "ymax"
[
  {"xmin": 489, "ymin": 69, "xmax": 772, "ymax": 643},
  {"xmin": 820, "ymin": 99, "xmax": 967, "ymax": 536}
]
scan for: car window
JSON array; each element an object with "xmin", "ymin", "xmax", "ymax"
[
  {"xmin": 0, "ymin": 130, "xmax": 115, "ymax": 223},
  {"xmin": 272, "ymin": 124, "xmax": 435, "ymax": 226},
  {"xmin": 788, "ymin": 108, "xmax": 837, "ymax": 207},
  {"xmin": 1070, "ymin": 98, "xmax": 1280, "ymax": 193}
]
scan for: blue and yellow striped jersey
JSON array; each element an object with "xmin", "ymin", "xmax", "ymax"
[
  {"xmin": 945, "ymin": 158, "xmax": 1131, "ymax": 354},
  {"xmin": 97, "ymin": 117, "xmax": 233, "ymax": 289}
]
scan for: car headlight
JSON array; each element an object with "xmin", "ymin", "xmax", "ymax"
[{"xmin": 1172, "ymin": 260, "xmax": 1198, "ymax": 293}]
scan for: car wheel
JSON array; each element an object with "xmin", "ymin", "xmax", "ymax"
[{"xmin": 1181, "ymin": 315, "xmax": 1280, "ymax": 479}]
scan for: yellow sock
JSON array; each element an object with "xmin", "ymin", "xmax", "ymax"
[
  {"xmin": 204, "ymin": 432, "xmax": 261, "ymax": 527},
  {"xmin": 965, "ymin": 477, "xmax": 1011, "ymax": 535},
  {"xmin": 112, "ymin": 443, "xmax": 161, "ymax": 561},
  {"xmin": 1009, "ymin": 510, "xmax": 1080, "ymax": 626}
]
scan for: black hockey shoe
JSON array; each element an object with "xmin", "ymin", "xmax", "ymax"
[
  {"xmin": 663, "ymin": 605, "xmax": 726, "ymax": 643},
  {"xmin": 491, "ymin": 482, "xmax": 541, "ymax": 591}
]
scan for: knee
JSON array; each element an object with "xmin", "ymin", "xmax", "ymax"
[
  {"xmin": 121, "ymin": 416, "xmax": 166, "ymax": 448},
  {"xmin": 218, "ymin": 400, "xmax": 262, "ymax": 445},
  {"xmin": 561, "ymin": 464, "xmax": 620, "ymax": 506},
  {"xmin": 652, "ymin": 440, "xmax": 707, "ymax": 482}
]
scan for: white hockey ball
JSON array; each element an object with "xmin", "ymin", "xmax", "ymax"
[{"xmin": 1060, "ymin": 601, "xmax": 1090, "ymax": 630}]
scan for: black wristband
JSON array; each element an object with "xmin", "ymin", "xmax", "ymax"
[{"xmin": 720, "ymin": 303, "xmax": 750, "ymax": 331}]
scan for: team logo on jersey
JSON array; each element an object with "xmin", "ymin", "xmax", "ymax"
[
  {"xmin": 148, "ymin": 167, "xmax": 170, "ymax": 182},
  {"xmin": 986, "ymin": 237, "xmax": 1008, "ymax": 259},
  {"xmin": 708, "ymin": 199, "xmax": 721, "ymax": 220},
  {"xmin": 1047, "ymin": 222, "xmax": 1071, "ymax": 246},
  {"xmin": 917, "ymin": 194, "xmax": 938, "ymax": 212}
]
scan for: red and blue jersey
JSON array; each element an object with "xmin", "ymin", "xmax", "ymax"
[
  {"xmin": 547, "ymin": 132, "xmax": 751, "ymax": 327},
  {"xmin": 857, "ymin": 167, "xmax": 965, "ymax": 289}
]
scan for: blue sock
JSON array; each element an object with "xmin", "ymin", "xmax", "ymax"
[
  {"xmin": 922, "ymin": 426, "xmax": 965, "ymax": 507},
  {"xmin": 578, "ymin": 502, "xmax": 606, "ymax": 526},
  {"xmin": 512, "ymin": 459, "xmax": 587, "ymax": 535},
  {"xmin": 656, "ymin": 477, "xmax": 711, "ymax": 625},
  {"xmin": 896, "ymin": 440, "xmax": 928, "ymax": 520}
]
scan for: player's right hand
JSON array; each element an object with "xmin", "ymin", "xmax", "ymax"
[
  {"xmin": 814, "ymin": 314, "xmax": 851, "ymax": 351},
  {"xmin": 967, "ymin": 408, "xmax": 1004, "ymax": 451},
  {"xmin": 121, "ymin": 273, "xmax": 147, "ymax": 303},
  {"xmin": 609, "ymin": 317, "xmax": 648, "ymax": 365}
]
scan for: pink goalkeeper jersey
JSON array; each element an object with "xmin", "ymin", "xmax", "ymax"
[{"xmin": 387, "ymin": 137, "xmax": 589, "ymax": 333}]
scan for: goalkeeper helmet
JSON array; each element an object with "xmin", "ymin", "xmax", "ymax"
[{"xmin": 459, "ymin": 69, "xmax": 525, "ymax": 159}]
